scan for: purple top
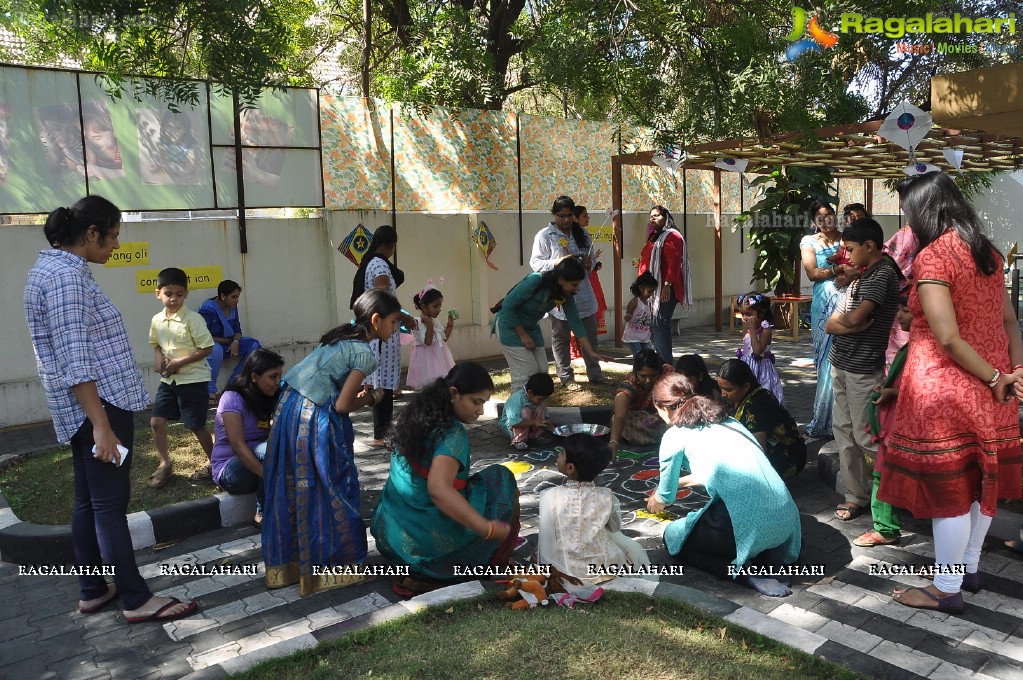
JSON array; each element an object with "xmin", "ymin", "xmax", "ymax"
[{"xmin": 212, "ymin": 390, "xmax": 269, "ymax": 483}]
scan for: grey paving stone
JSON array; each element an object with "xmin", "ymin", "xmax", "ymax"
[
  {"xmin": 912, "ymin": 635, "xmax": 992, "ymax": 674},
  {"xmin": 815, "ymin": 639, "xmax": 926, "ymax": 680}
]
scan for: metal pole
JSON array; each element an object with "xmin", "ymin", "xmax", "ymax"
[
  {"xmin": 612, "ymin": 155, "xmax": 624, "ymax": 347},
  {"xmin": 232, "ymin": 92, "xmax": 248, "ymax": 254}
]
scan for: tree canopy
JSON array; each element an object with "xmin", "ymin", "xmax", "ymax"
[{"xmin": 2, "ymin": 0, "xmax": 1020, "ymax": 139}]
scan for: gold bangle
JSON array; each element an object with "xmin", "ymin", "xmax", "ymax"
[{"xmin": 484, "ymin": 520, "xmax": 494, "ymax": 540}]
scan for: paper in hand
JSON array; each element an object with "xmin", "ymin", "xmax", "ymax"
[{"xmin": 92, "ymin": 444, "xmax": 129, "ymax": 466}]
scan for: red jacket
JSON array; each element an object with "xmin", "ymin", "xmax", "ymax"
[{"xmin": 638, "ymin": 229, "xmax": 685, "ymax": 300}]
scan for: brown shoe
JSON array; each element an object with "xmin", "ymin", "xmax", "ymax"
[{"xmin": 147, "ymin": 464, "xmax": 173, "ymax": 489}]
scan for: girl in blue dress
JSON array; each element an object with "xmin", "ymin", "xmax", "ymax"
[{"xmin": 262, "ymin": 289, "xmax": 401, "ymax": 597}]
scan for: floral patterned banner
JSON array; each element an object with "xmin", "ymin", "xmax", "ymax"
[
  {"xmin": 870, "ymin": 178, "xmax": 902, "ymax": 215},
  {"xmin": 392, "ymin": 106, "xmax": 517, "ymax": 211},
  {"xmin": 837, "ymin": 178, "xmax": 866, "ymax": 212},
  {"xmin": 320, "ymin": 96, "xmax": 392, "ymax": 210},
  {"xmin": 519, "ymin": 115, "xmax": 615, "ymax": 212}
]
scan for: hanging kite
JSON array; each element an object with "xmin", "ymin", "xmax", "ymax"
[
  {"xmin": 942, "ymin": 148, "xmax": 965, "ymax": 172},
  {"xmin": 878, "ymin": 102, "xmax": 932, "ymax": 162},
  {"xmin": 473, "ymin": 220, "xmax": 499, "ymax": 270},
  {"xmin": 338, "ymin": 223, "xmax": 373, "ymax": 266},
  {"xmin": 652, "ymin": 147, "xmax": 685, "ymax": 176}
]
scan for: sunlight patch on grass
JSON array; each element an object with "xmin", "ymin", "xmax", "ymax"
[
  {"xmin": 0, "ymin": 422, "xmax": 217, "ymax": 525},
  {"xmin": 235, "ymin": 592, "xmax": 864, "ymax": 680}
]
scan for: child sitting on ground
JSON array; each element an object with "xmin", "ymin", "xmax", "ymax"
[
  {"xmin": 675, "ymin": 353, "xmax": 723, "ymax": 404},
  {"xmin": 538, "ymin": 434, "xmax": 650, "ymax": 583},
  {"xmin": 500, "ymin": 372, "xmax": 554, "ymax": 451}
]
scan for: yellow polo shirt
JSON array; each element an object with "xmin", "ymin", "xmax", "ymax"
[{"xmin": 149, "ymin": 306, "xmax": 215, "ymax": 385}]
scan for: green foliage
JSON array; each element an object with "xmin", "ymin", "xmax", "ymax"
[
  {"xmin": 735, "ymin": 167, "xmax": 837, "ymax": 292},
  {"xmin": 882, "ymin": 171, "xmax": 1003, "ymax": 201},
  {"xmin": 2, "ymin": 0, "xmax": 329, "ymax": 107}
]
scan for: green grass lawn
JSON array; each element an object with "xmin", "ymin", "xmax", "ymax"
[
  {"xmin": 235, "ymin": 592, "xmax": 864, "ymax": 680},
  {"xmin": 0, "ymin": 422, "xmax": 216, "ymax": 525}
]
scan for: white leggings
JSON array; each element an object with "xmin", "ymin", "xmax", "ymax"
[{"xmin": 931, "ymin": 501, "xmax": 992, "ymax": 592}]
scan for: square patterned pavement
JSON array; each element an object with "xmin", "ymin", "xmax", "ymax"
[{"xmin": 2, "ymin": 327, "xmax": 1023, "ymax": 679}]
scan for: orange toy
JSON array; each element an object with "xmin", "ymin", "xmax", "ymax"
[
  {"xmin": 497, "ymin": 569, "xmax": 585, "ymax": 610},
  {"xmin": 498, "ymin": 574, "xmax": 548, "ymax": 610}
]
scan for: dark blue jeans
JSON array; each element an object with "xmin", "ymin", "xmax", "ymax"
[
  {"xmin": 207, "ymin": 337, "xmax": 262, "ymax": 395},
  {"xmin": 651, "ymin": 292, "xmax": 678, "ymax": 365},
  {"xmin": 217, "ymin": 456, "xmax": 264, "ymax": 513},
  {"xmin": 70, "ymin": 402, "xmax": 152, "ymax": 610}
]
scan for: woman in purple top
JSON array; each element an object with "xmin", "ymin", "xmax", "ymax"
[{"xmin": 213, "ymin": 349, "xmax": 284, "ymax": 528}]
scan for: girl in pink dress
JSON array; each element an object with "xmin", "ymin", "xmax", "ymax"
[
  {"xmin": 407, "ymin": 283, "xmax": 456, "ymax": 391},
  {"xmin": 735, "ymin": 292, "xmax": 784, "ymax": 405}
]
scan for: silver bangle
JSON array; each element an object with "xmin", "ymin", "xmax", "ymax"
[{"xmin": 987, "ymin": 369, "xmax": 1002, "ymax": 388}]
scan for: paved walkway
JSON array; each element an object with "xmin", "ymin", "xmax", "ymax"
[{"xmin": 2, "ymin": 327, "xmax": 1023, "ymax": 679}]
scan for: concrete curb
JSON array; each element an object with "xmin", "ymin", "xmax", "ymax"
[
  {"xmin": 483, "ymin": 399, "xmax": 612, "ymax": 426},
  {"xmin": 0, "ymin": 487, "xmax": 257, "ymax": 566},
  {"xmin": 816, "ymin": 440, "xmax": 1023, "ymax": 543}
]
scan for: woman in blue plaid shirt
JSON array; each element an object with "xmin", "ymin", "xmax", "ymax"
[{"xmin": 24, "ymin": 196, "xmax": 197, "ymax": 624}]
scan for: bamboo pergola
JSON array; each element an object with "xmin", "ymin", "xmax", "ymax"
[{"xmin": 609, "ymin": 120, "xmax": 1023, "ymax": 341}]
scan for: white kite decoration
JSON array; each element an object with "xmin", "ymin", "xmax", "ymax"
[
  {"xmin": 652, "ymin": 148, "xmax": 685, "ymax": 176},
  {"xmin": 878, "ymin": 102, "xmax": 932, "ymax": 161},
  {"xmin": 942, "ymin": 148, "xmax": 964, "ymax": 172}
]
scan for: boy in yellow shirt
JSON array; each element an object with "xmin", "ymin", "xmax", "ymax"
[{"xmin": 148, "ymin": 267, "xmax": 215, "ymax": 487}]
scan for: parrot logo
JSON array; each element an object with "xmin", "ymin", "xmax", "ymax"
[{"xmin": 784, "ymin": 7, "xmax": 839, "ymax": 61}]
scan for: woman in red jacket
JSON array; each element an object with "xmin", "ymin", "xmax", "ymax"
[{"xmin": 638, "ymin": 205, "xmax": 690, "ymax": 364}]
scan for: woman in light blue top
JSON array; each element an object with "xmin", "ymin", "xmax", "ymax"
[
  {"xmin": 647, "ymin": 373, "xmax": 802, "ymax": 597},
  {"xmin": 262, "ymin": 290, "xmax": 401, "ymax": 597},
  {"xmin": 799, "ymin": 201, "xmax": 845, "ymax": 438}
]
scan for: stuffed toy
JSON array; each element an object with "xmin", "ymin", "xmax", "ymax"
[
  {"xmin": 498, "ymin": 574, "xmax": 548, "ymax": 610},
  {"xmin": 497, "ymin": 567, "xmax": 599, "ymax": 610}
]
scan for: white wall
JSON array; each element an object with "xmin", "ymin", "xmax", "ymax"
[
  {"xmin": 5, "ymin": 176, "xmax": 1020, "ymax": 429},
  {"xmin": 972, "ymin": 171, "xmax": 1023, "ymax": 252},
  {"xmin": 2, "ymin": 217, "xmax": 336, "ymax": 429}
]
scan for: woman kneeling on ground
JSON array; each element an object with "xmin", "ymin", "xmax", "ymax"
[
  {"xmin": 212, "ymin": 349, "xmax": 284, "ymax": 529},
  {"xmin": 607, "ymin": 349, "xmax": 672, "ymax": 459},
  {"xmin": 371, "ymin": 362, "xmax": 521, "ymax": 596},
  {"xmin": 647, "ymin": 373, "xmax": 802, "ymax": 597},
  {"xmin": 715, "ymin": 359, "xmax": 807, "ymax": 481}
]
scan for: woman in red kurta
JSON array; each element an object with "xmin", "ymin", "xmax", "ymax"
[
  {"xmin": 878, "ymin": 172, "xmax": 1023, "ymax": 615},
  {"xmin": 638, "ymin": 205, "xmax": 690, "ymax": 365}
]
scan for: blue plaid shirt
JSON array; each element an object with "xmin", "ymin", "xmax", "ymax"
[{"xmin": 24, "ymin": 250, "xmax": 149, "ymax": 443}]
